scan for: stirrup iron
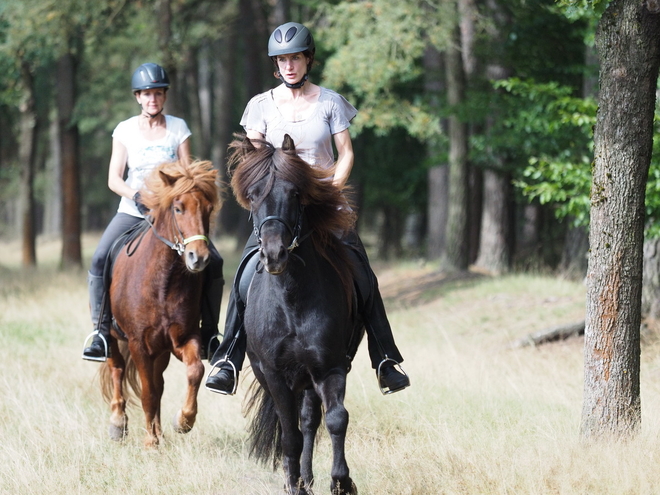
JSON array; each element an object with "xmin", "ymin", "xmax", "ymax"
[
  {"xmin": 377, "ymin": 356, "xmax": 409, "ymax": 395},
  {"xmin": 81, "ymin": 330, "xmax": 109, "ymax": 362},
  {"xmin": 205, "ymin": 358, "xmax": 238, "ymax": 396}
]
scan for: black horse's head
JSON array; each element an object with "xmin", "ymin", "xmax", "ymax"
[{"xmin": 227, "ymin": 133, "xmax": 356, "ymax": 275}]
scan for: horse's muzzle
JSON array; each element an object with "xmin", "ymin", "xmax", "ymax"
[
  {"xmin": 260, "ymin": 244, "xmax": 288, "ymax": 275},
  {"xmin": 185, "ymin": 248, "xmax": 210, "ymax": 273}
]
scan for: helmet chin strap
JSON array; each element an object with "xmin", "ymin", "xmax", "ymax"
[
  {"xmin": 139, "ymin": 104, "xmax": 163, "ymax": 119},
  {"xmin": 278, "ymin": 72, "xmax": 308, "ymax": 89}
]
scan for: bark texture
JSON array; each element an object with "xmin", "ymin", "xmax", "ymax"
[
  {"xmin": 18, "ymin": 62, "xmax": 37, "ymax": 266},
  {"xmin": 581, "ymin": 0, "xmax": 660, "ymax": 438},
  {"xmin": 441, "ymin": 25, "xmax": 469, "ymax": 271},
  {"xmin": 57, "ymin": 51, "xmax": 82, "ymax": 268}
]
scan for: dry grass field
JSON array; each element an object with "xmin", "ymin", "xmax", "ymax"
[{"xmin": 3, "ymin": 234, "xmax": 660, "ymax": 494}]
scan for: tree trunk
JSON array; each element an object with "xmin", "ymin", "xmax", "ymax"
[
  {"xmin": 57, "ymin": 52, "xmax": 82, "ymax": 268},
  {"xmin": 157, "ymin": 0, "xmax": 181, "ymax": 117},
  {"xmin": 474, "ymin": 0, "xmax": 513, "ymax": 274},
  {"xmin": 581, "ymin": 0, "xmax": 660, "ymax": 439},
  {"xmin": 18, "ymin": 62, "xmax": 38, "ymax": 267},
  {"xmin": 441, "ymin": 25, "xmax": 469, "ymax": 272},
  {"xmin": 271, "ymin": 0, "xmax": 290, "ymax": 27},
  {"xmin": 475, "ymin": 168, "xmax": 511, "ymax": 274},
  {"xmin": 378, "ymin": 204, "xmax": 403, "ymax": 260},
  {"xmin": 424, "ymin": 45, "xmax": 447, "ymax": 260},
  {"xmin": 44, "ymin": 113, "xmax": 62, "ymax": 237},
  {"xmin": 198, "ymin": 43, "xmax": 212, "ymax": 160},
  {"xmin": 560, "ymin": 224, "xmax": 589, "ymax": 280},
  {"xmin": 184, "ymin": 48, "xmax": 202, "ymax": 153}
]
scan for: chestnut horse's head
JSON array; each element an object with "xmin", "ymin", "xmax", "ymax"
[{"xmin": 140, "ymin": 160, "xmax": 220, "ymax": 272}]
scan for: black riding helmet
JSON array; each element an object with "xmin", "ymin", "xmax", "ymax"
[
  {"xmin": 131, "ymin": 63, "xmax": 170, "ymax": 93},
  {"xmin": 268, "ymin": 22, "xmax": 315, "ymax": 89}
]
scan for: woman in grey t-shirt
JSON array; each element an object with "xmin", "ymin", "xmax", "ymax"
[{"xmin": 206, "ymin": 22, "xmax": 409, "ymax": 395}]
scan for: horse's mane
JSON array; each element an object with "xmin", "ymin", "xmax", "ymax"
[
  {"xmin": 227, "ymin": 135, "xmax": 356, "ymax": 247},
  {"xmin": 227, "ymin": 134, "xmax": 357, "ymax": 308},
  {"xmin": 140, "ymin": 159, "xmax": 220, "ymax": 214}
]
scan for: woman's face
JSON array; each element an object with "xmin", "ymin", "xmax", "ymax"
[
  {"xmin": 276, "ymin": 52, "xmax": 309, "ymax": 85},
  {"xmin": 135, "ymin": 88, "xmax": 167, "ymax": 115}
]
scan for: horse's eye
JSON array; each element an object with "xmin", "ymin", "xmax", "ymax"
[{"xmin": 174, "ymin": 206, "xmax": 182, "ymax": 214}]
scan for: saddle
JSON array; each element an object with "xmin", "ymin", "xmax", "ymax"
[{"xmin": 234, "ymin": 241, "xmax": 370, "ymax": 368}]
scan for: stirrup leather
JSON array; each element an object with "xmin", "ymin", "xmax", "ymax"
[
  {"xmin": 205, "ymin": 357, "xmax": 238, "ymax": 396},
  {"xmin": 81, "ymin": 330, "xmax": 109, "ymax": 362},
  {"xmin": 377, "ymin": 356, "xmax": 409, "ymax": 395}
]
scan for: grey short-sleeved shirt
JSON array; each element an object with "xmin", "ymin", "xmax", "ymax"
[{"xmin": 240, "ymin": 87, "xmax": 357, "ymax": 170}]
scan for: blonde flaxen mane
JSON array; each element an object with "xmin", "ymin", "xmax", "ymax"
[{"xmin": 140, "ymin": 160, "xmax": 221, "ymax": 214}]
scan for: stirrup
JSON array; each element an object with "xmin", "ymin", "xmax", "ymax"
[
  {"xmin": 205, "ymin": 357, "xmax": 238, "ymax": 396},
  {"xmin": 205, "ymin": 333, "xmax": 221, "ymax": 360},
  {"xmin": 81, "ymin": 330, "xmax": 109, "ymax": 362},
  {"xmin": 377, "ymin": 356, "xmax": 409, "ymax": 395}
]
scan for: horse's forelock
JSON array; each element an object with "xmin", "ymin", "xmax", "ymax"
[
  {"xmin": 228, "ymin": 135, "xmax": 355, "ymax": 238},
  {"xmin": 142, "ymin": 160, "xmax": 219, "ymax": 215}
]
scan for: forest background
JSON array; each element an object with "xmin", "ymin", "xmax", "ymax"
[
  {"xmin": 0, "ymin": 0, "xmax": 618, "ymax": 277},
  {"xmin": 0, "ymin": 0, "xmax": 660, "ymax": 452}
]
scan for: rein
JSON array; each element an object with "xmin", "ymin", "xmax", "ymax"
[{"xmin": 145, "ymin": 204, "xmax": 209, "ymax": 256}]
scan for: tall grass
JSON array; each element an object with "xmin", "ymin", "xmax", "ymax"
[{"xmin": 2, "ymin": 235, "xmax": 660, "ymax": 494}]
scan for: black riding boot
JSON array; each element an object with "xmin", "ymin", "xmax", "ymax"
[
  {"xmin": 82, "ymin": 272, "xmax": 112, "ymax": 361},
  {"xmin": 346, "ymin": 233, "xmax": 410, "ymax": 394},
  {"xmin": 200, "ymin": 246, "xmax": 224, "ymax": 361},
  {"xmin": 206, "ymin": 239, "xmax": 257, "ymax": 395},
  {"xmin": 205, "ymin": 286, "xmax": 246, "ymax": 395}
]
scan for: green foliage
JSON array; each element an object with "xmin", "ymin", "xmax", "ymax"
[
  {"xmin": 505, "ymin": 78, "xmax": 660, "ymax": 238},
  {"xmin": 643, "ymin": 108, "xmax": 660, "ymax": 238},
  {"xmin": 554, "ymin": 0, "xmax": 610, "ymax": 19},
  {"xmin": 495, "ymin": 78, "xmax": 595, "ymax": 226},
  {"xmin": 317, "ymin": 0, "xmax": 453, "ymax": 140}
]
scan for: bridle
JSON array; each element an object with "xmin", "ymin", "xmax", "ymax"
[
  {"xmin": 145, "ymin": 204, "xmax": 209, "ymax": 256},
  {"xmin": 252, "ymin": 202, "xmax": 309, "ymax": 252}
]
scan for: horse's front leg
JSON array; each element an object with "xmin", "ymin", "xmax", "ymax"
[
  {"xmin": 107, "ymin": 351, "xmax": 128, "ymax": 441},
  {"xmin": 300, "ymin": 388, "xmax": 323, "ymax": 489},
  {"xmin": 267, "ymin": 379, "xmax": 307, "ymax": 495},
  {"xmin": 171, "ymin": 337, "xmax": 204, "ymax": 433},
  {"xmin": 316, "ymin": 373, "xmax": 356, "ymax": 495}
]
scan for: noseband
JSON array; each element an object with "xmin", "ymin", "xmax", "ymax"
[
  {"xmin": 147, "ymin": 204, "xmax": 209, "ymax": 256},
  {"xmin": 253, "ymin": 203, "xmax": 307, "ymax": 252}
]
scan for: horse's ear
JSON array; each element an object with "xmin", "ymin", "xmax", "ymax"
[
  {"xmin": 244, "ymin": 137, "xmax": 257, "ymax": 154},
  {"xmin": 282, "ymin": 134, "xmax": 296, "ymax": 152},
  {"xmin": 159, "ymin": 171, "xmax": 177, "ymax": 187}
]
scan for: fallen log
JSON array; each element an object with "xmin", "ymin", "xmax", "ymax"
[{"xmin": 510, "ymin": 320, "xmax": 585, "ymax": 348}]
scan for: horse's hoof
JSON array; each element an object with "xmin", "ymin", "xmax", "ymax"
[
  {"xmin": 108, "ymin": 423, "xmax": 127, "ymax": 442},
  {"xmin": 144, "ymin": 436, "xmax": 160, "ymax": 449},
  {"xmin": 331, "ymin": 479, "xmax": 357, "ymax": 495},
  {"xmin": 172, "ymin": 410, "xmax": 193, "ymax": 434}
]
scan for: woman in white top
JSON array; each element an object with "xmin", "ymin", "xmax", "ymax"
[
  {"xmin": 206, "ymin": 23, "xmax": 409, "ymax": 395},
  {"xmin": 82, "ymin": 63, "xmax": 224, "ymax": 362}
]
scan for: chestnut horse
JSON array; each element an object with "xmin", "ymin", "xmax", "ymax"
[
  {"xmin": 99, "ymin": 159, "xmax": 219, "ymax": 448},
  {"xmin": 229, "ymin": 135, "xmax": 363, "ymax": 495}
]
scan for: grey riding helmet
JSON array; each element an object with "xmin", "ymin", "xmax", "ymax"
[
  {"xmin": 131, "ymin": 63, "xmax": 170, "ymax": 93},
  {"xmin": 268, "ymin": 22, "xmax": 315, "ymax": 59}
]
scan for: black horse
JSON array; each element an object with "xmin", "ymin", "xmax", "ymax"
[{"xmin": 228, "ymin": 134, "xmax": 363, "ymax": 495}]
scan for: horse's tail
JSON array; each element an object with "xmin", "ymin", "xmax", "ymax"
[
  {"xmin": 245, "ymin": 378, "xmax": 283, "ymax": 470},
  {"xmin": 99, "ymin": 341, "xmax": 141, "ymax": 405}
]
